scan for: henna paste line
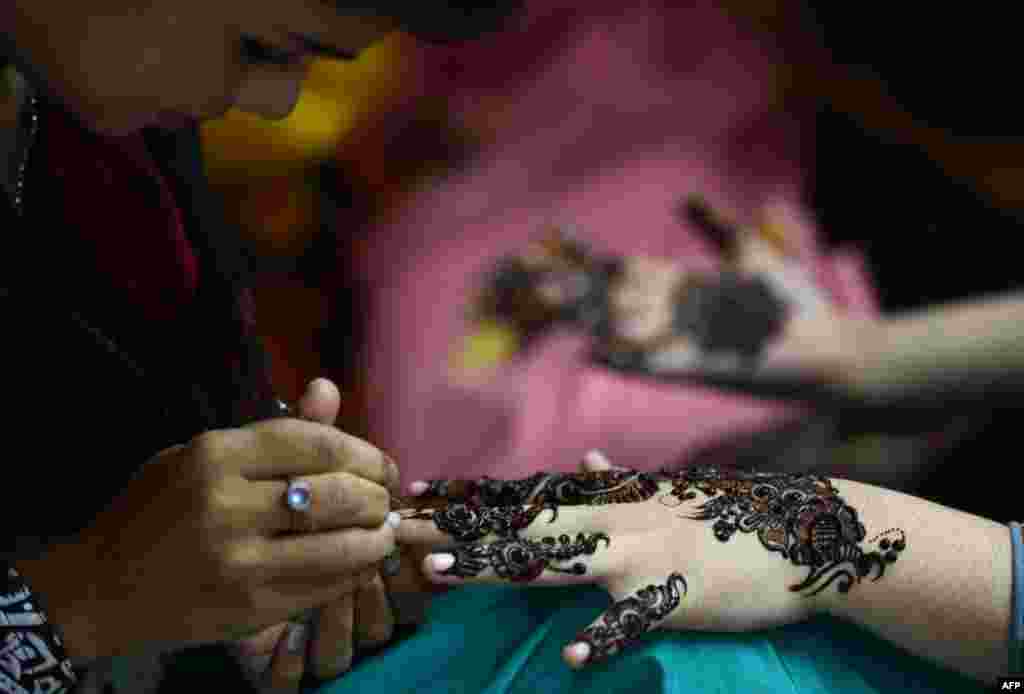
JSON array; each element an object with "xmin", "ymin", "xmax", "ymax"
[
  {"xmin": 662, "ymin": 465, "xmax": 906, "ymax": 596},
  {"xmin": 439, "ymin": 532, "xmax": 612, "ymax": 582},
  {"xmin": 575, "ymin": 572, "xmax": 688, "ymax": 664}
]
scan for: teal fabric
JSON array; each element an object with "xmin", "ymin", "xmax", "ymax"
[{"xmin": 313, "ymin": 585, "xmax": 984, "ymax": 694}]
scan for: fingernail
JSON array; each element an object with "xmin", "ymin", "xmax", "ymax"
[
  {"xmin": 386, "ymin": 511, "xmax": 402, "ymax": 529},
  {"xmin": 584, "ymin": 449, "xmax": 611, "ymax": 468},
  {"xmin": 427, "ymin": 553, "xmax": 456, "ymax": 573},
  {"xmin": 409, "ymin": 481, "xmax": 430, "ymax": 496},
  {"xmin": 286, "ymin": 623, "xmax": 307, "ymax": 655},
  {"xmin": 566, "ymin": 642, "xmax": 591, "ymax": 667}
]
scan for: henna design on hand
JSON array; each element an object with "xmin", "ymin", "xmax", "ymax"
[
  {"xmin": 416, "ymin": 470, "xmax": 660, "ymax": 507},
  {"xmin": 406, "ymin": 502, "xmax": 558, "ymax": 542},
  {"xmin": 575, "ymin": 572, "xmax": 687, "ymax": 663},
  {"xmin": 662, "ymin": 465, "xmax": 906, "ymax": 596},
  {"xmin": 441, "ymin": 532, "xmax": 611, "ymax": 582}
]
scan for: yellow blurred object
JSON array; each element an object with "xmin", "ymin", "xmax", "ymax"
[
  {"xmin": 201, "ymin": 33, "xmax": 415, "ymax": 181},
  {"xmin": 450, "ymin": 321, "xmax": 521, "ymax": 376},
  {"xmin": 757, "ymin": 217, "xmax": 793, "ymax": 258}
]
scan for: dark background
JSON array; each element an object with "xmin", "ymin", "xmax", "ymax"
[{"xmin": 808, "ymin": 4, "xmax": 1022, "ymax": 522}]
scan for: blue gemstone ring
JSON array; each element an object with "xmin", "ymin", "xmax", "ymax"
[{"xmin": 285, "ymin": 479, "xmax": 313, "ymax": 514}]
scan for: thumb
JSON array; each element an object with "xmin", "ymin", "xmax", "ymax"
[
  {"xmin": 296, "ymin": 377, "xmax": 341, "ymax": 425},
  {"xmin": 562, "ymin": 573, "xmax": 688, "ymax": 669}
]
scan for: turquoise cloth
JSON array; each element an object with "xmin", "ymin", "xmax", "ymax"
[{"xmin": 313, "ymin": 585, "xmax": 984, "ymax": 694}]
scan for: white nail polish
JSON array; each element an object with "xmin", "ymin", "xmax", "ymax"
[
  {"xmin": 568, "ymin": 641, "xmax": 591, "ymax": 665},
  {"xmin": 386, "ymin": 511, "xmax": 402, "ymax": 529},
  {"xmin": 428, "ymin": 553, "xmax": 456, "ymax": 572},
  {"xmin": 409, "ymin": 481, "xmax": 430, "ymax": 495}
]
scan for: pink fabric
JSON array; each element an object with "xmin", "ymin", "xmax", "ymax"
[{"xmin": 355, "ymin": 0, "xmax": 878, "ymax": 483}]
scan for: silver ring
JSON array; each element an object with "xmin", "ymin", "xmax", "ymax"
[{"xmin": 284, "ymin": 479, "xmax": 313, "ymax": 514}]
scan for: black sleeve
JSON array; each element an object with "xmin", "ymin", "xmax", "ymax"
[{"xmin": 1, "ymin": 564, "xmax": 78, "ymax": 692}]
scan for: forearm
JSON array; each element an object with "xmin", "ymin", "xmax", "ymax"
[
  {"xmin": 841, "ymin": 292, "xmax": 1024, "ymax": 399},
  {"xmin": 823, "ymin": 477, "xmax": 1011, "ymax": 682}
]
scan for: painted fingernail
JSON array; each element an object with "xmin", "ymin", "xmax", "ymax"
[
  {"xmin": 427, "ymin": 553, "xmax": 456, "ymax": 573},
  {"xmin": 386, "ymin": 511, "xmax": 402, "ymax": 529},
  {"xmin": 409, "ymin": 481, "xmax": 430, "ymax": 496},
  {"xmin": 584, "ymin": 450, "xmax": 611, "ymax": 468},
  {"xmin": 566, "ymin": 642, "xmax": 591, "ymax": 668},
  {"xmin": 286, "ymin": 623, "xmax": 307, "ymax": 655}
]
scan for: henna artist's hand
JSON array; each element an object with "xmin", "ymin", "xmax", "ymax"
[
  {"xmin": 235, "ymin": 379, "xmax": 401, "ymax": 692},
  {"xmin": 397, "ymin": 451, "xmax": 907, "ymax": 670}
]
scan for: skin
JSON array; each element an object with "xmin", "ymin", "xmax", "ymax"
[
  {"xmin": 3, "ymin": 3, "xmax": 417, "ymax": 691},
  {"xmin": 399, "ymin": 451, "xmax": 1011, "ymax": 683},
  {"xmin": 3, "ymin": 0, "xmax": 395, "ymax": 133}
]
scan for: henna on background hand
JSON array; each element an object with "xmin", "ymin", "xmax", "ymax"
[
  {"xmin": 440, "ymin": 532, "xmax": 612, "ymax": 581},
  {"xmin": 574, "ymin": 572, "xmax": 687, "ymax": 663},
  {"xmin": 662, "ymin": 465, "xmax": 905, "ymax": 596}
]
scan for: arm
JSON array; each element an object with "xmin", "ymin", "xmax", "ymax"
[
  {"xmin": 841, "ymin": 291, "xmax": 1024, "ymax": 401},
  {"xmin": 398, "ymin": 460, "xmax": 1015, "ymax": 682},
  {"xmin": 821, "ymin": 478, "xmax": 1011, "ymax": 682}
]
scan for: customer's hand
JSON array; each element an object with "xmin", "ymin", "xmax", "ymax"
[
  {"xmin": 235, "ymin": 378, "xmax": 403, "ymax": 692},
  {"xmin": 15, "ymin": 382, "xmax": 400, "ymax": 666},
  {"xmin": 396, "ymin": 450, "xmax": 905, "ymax": 669}
]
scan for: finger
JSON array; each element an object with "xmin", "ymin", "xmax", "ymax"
[
  {"xmin": 420, "ymin": 531, "xmax": 613, "ymax": 586},
  {"xmin": 263, "ymin": 523, "xmax": 396, "ymax": 583},
  {"xmin": 239, "ymin": 419, "xmax": 400, "ymax": 494},
  {"xmin": 755, "ymin": 204, "xmax": 797, "ymax": 259},
  {"xmin": 235, "ymin": 622, "xmax": 288, "ymax": 688},
  {"xmin": 311, "ymin": 592, "xmax": 355, "ymax": 680},
  {"xmin": 353, "ymin": 574, "xmax": 395, "ymax": 650},
  {"xmin": 261, "ymin": 622, "xmax": 308, "ymax": 693},
  {"xmin": 382, "ymin": 545, "xmax": 446, "ymax": 626},
  {"xmin": 296, "ymin": 377, "xmax": 341, "ymax": 426},
  {"xmin": 252, "ymin": 473, "xmax": 397, "ymax": 533},
  {"xmin": 563, "ymin": 572, "xmax": 688, "ymax": 670},
  {"xmin": 395, "ymin": 503, "xmax": 563, "ymax": 548},
  {"xmin": 680, "ymin": 194, "xmax": 743, "ymax": 263}
]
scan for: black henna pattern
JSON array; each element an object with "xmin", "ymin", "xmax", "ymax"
[
  {"xmin": 661, "ymin": 465, "xmax": 906, "ymax": 596},
  {"xmin": 441, "ymin": 532, "xmax": 611, "ymax": 582},
  {"xmin": 418, "ymin": 470, "xmax": 661, "ymax": 507},
  {"xmin": 575, "ymin": 572, "xmax": 687, "ymax": 663},
  {"xmin": 405, "ymin": 502, "xmax": 557, "ymax": 542}
]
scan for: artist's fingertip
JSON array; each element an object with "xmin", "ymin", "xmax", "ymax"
[
  {"xmin": 564, "ymin": 642, "xmax": 591, "ymax": 669},
  {"xmin": 386, "ymin": 511, "xmax": 402, "ymax": 529},
  {"xmin": 409, "ymin": 481, "xmax": 430, "ymax": 496},
  {"xmin": 426, "ymin": 553, "xmax": 456, "ymax": 573}
]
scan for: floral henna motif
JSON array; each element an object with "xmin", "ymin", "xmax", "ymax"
[
  {"xmin": 575, "ymin": 572, "xmax": 687, "ymax": 663},
  {"xmin": 405, "ymin": 502, "xmax": 557, "ymax": 542},
  {"xmin": 417, "ymin": 471, "xmax": 661, "ymax": 507},
  {"xmin": 440, "ymin": 532, "xmax": 612, "ymax": 582},
  {"xmin": 662, "ymin": 465, "xmax": 905, "ymax": 596}
]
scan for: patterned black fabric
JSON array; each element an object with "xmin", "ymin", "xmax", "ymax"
[{"xmin": 1, "ymin": 566, "xmax": 77, "ymax": 693}]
